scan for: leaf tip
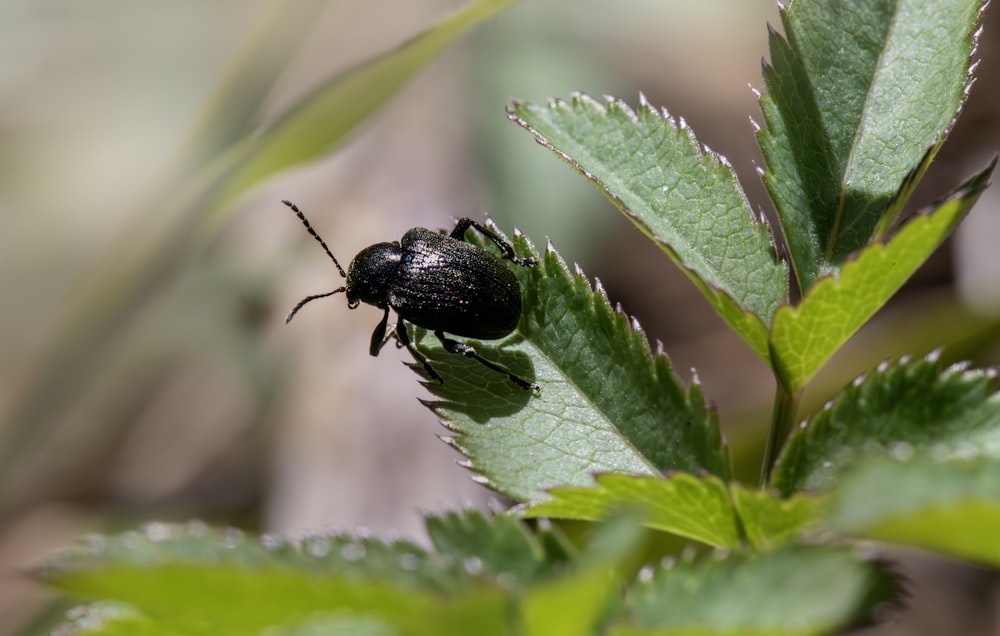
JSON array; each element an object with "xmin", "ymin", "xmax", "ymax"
[{"xmin": 544, "ymin": 238, "xmax": 575, "ymax": 280}]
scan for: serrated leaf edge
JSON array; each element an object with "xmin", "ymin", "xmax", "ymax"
[
  {"xmin": 769, "ymin": 158, "xmax": 995, "ymax": 390},
  {"xmin": 507, "ymin": 93, "xmax": 787, "ymax": 347},
  {"xmin": 422, "ymin": 226, "xmax": 730, "ymax": 496},
  {"xmin": 773, "ymin": 349, "xmax": 1000, "ymax": 493}
]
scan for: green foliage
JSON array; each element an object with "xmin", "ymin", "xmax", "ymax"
[
  {"xmin": 417, "ymin": 228, "xmax": 729, "ymax": 503},
  {"xmin": 757, "ymin": 0, "xmax": 984, "ymax": 291},
  {"xmin": 216, "ymin": 0, "xmax": 523, "ymax": 207},
  {"xmin": 831, "ymin": 455, "xmax": 1000, "ymax": 566},
  {"xmin": 769, "ymin": 168, "xmax": 993, "ymax": 391},
  {"xmin": 41, "ymin": 0, "xmax": 1000, "ymax": 634},
  {"xmin": 522, "ymin": 473, "xmax": 742, "ymax": 548},
  {"xmin": 772, "ymin": 352, "xmax": 1000, "ymax": 495},
  {"xmin": 40, "ymin": 514, "xmax": 634, "ymax": 636},
  {"xmin": 507, "ymin": 95, "xmax": 787, "ymax": 361},
  {"xmin": 623, "ymin": 546, "xmax": 902, "ymax": 635},
  {"xmin": 729, "ymin": 486, "xmax": 825, "ymax": 552}
]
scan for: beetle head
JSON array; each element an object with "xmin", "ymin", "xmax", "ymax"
[{"xmin": 346, "ymin": 241, "xmax": 402, "ymax": 309}]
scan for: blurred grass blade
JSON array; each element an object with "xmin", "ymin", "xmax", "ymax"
[
  {"xmin": 0, "ymin": 0, "xmax": 519, "ymax": 495},
  {"xmin": 216, "ymin": 0, "xmax": 522, "ymax": 207},
  {"xmin": 171, "ymin": 0, "xmax": 332, "ymax": 176},
  {"xmin": 0, "ymin": 146, "xmax": 241, "ymax": 494}
]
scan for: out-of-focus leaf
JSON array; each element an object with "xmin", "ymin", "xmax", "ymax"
[
  {"xmin": 620, "ymin": 546, "xmax": 902, "ymax": 635},
  {"xmin": 217, "ymin": 0, "xmax": 522, "ymax": 206},
  {"xmin": 424, "ymin": 510, "xmax": 572, "ymax": 584},
  {"xmin": 831, "ymin": 455, "xmax": 1000, "ymax": 566},
  {"xmin": 772, "ymin": 352, "xmax": 1000, "ymax": 496},
  {"xmin": 730, "ymin": 485, "xmax": 825, "ymax": 551}
]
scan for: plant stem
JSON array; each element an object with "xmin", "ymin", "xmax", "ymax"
[{"xmin": 760, "ymin": 383, "xmax": 802, "ymax": 488}]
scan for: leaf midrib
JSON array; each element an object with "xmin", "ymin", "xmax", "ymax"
[
  {"xmin": 520, "ymin": 325, "xmax": 665, "ymax": 479},
  {"xmin": 825, "ymin": 0, "xmax": 903, "ymax": 261}
]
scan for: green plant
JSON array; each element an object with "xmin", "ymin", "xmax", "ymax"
[{"xmin": 38, "ymin": 0, "xmax": 999, "ymax": 634}]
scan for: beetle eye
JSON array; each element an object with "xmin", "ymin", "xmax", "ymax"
[{"xmin": 348, "ymin": 299, "xmax": 360, "ymax": 309}]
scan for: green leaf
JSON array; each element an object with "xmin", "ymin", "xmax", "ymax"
[
  {"xmin": 619, "ymin": 547, "xmax": 901, "ymax": 636},
  {"xmin": 521, "ymin": 515, "xmax": 645, "ymax": 636},
  {"xmin": 521, "ymin": 566, "xmax": 616, "ymax": 636},
  {"xmin": 758, "ymin": 0, "xmax": 987, "ymax": 290},
  {"xmin": 508, "ymin": 95, "xmax": 787, "ymax": 362},
  {"xmin": 41, "ymin": 526, "xmax": 430, "ymax": 634},
  {"xmin": 40, "ymin": 513, "xmax": 528, "ymax": 634},
  {"xmin": 52, "ymin": 565, "xmax": 429, "ymax": 636},
  {"xmin": 772, "ymin": 352, "xmax": 1000, "ymax": 496},
  {"xmin": 831, "ymin": 456, "xmax": 1000, "ymax": 567},
  {"xmin": 44, "ymin": 515, "xmax": 644, "ymax": 635},
  {"xmin": 520, "ymin": 473, "xmax": 741, "ymax": 549},
  {"xmin": 420, "ymin": 228, "xmax": 730, "ymax": 504},
  {"xmin": 216, "ymin": 0, "xmax": 521, "ymax": 206},
  {"xmin": 424, "ymin": 510, "xmax": 571, "ymax": 584},
  {"xmin": 769, "ymin": 161, "xmax": 994, "ymax": 392},
  {"xmin": 730, "ymin": 485, "xmax": 826, "ymax": 551}
]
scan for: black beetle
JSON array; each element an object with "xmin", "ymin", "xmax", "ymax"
[{"xmin": 283, "ymin": 200, "xmax": 538, "ymax": 391}]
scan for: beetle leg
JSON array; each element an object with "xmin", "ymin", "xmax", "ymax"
[
  {"xmin": 378, "ymin": 322, "xmax": 406, "ymax": 351},
  {"xmin": 391, "ymin": 327, "xmax": 406, "ymax": 349},
  {"xmin": 396, "ymin": 321, "xmax": 443, "ymax": 383},
  {"xmin": 378, "ymin": 324, "xmax": 408, "ymax": 351},
  {"xmin": 434, "ymin": 330, "xmax": 538, "ymax": 392},
  {"xmin": 450, "ymin": 218, "xmax": 537, "ymax": 268},
  {"xmin": 369, "ymin": 308, "xmax": 392, "ymax": 356}
]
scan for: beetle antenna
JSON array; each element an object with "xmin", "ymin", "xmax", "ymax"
[
  {"xmin": 283, "ymin": 199, "xmax": 347, "ymax": 279},
  {"xmin": 286, "ymin": 287, "xmax": 347, "ymax": 323}
]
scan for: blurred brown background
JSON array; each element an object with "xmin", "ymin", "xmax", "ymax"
[{"xmin": 0, "ymin": 0, "xmax": 998, "ymax": 633}]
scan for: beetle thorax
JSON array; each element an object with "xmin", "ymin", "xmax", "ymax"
[{"xmin": 346, "ymin": 241, "xmax": 402, "ymax": 308}]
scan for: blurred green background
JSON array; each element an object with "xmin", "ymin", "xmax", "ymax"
[{"xmin": 1, "ymin": 0, "xmax": 998, "ymax": 633}]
